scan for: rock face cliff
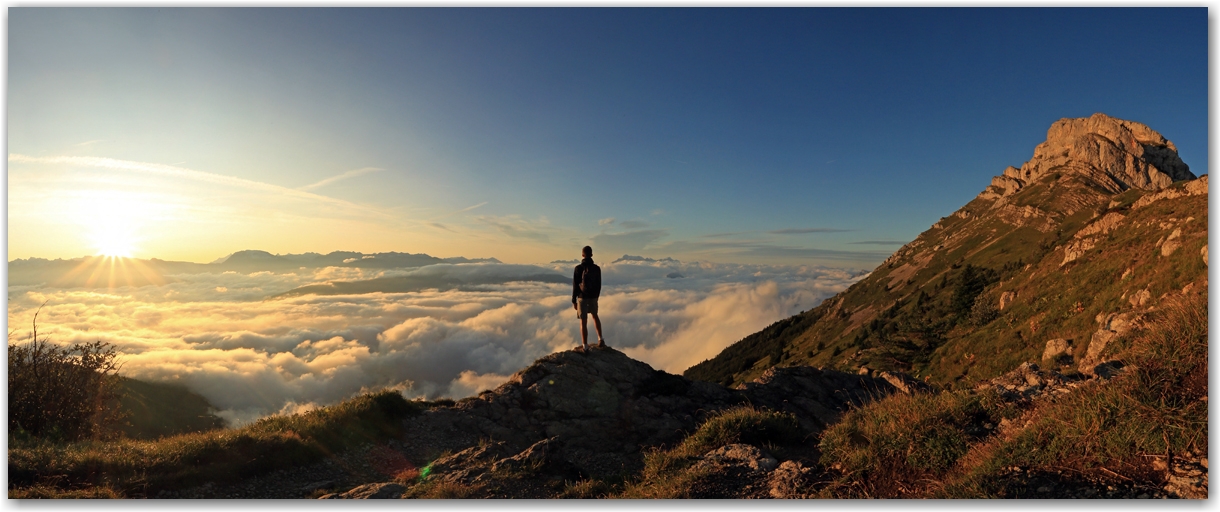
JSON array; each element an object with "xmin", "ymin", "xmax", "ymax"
[
  {"xmin": 687, "ymin": 113, "xmax": 1206, "ymax": 389},
  {"xmin": 985, "ymin": 113, "xmax": 1194, "ymax": 200}
]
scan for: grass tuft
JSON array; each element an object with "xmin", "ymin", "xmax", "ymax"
[{"xmin": 618, "ymin": 406, "xmax": 802, "ymax": 498}]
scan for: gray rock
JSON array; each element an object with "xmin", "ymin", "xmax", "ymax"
[
  {"xmin": 769, "ymin": 460, "xmax": 814, "ymax": 498},
  {"xmin": 699, "ymin": 444, "xmax": 777, "ymax": 473},
  {"xmin": 1042, "ymin": 339, "xmax": 1072, "ymax": 363},
  {"xmin": 877, "ymin": 371, "xmax": 933, "ymax": 395}
]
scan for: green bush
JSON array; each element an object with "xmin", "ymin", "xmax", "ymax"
[{"xmin": 8, "ymin": 312, "xmax": 123, "ymax": 442}]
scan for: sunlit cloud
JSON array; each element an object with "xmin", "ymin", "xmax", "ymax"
[
  {"xmin": 598, "ymin": 217, "xmax": 616, "ymax": 226},
  {"xmin": 7, "ymin": 259, "xmax": 862, "ymax": 425}
]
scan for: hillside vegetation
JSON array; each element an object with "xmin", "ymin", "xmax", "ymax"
[
  {"xmin": 686, "ymin": 113, "xmax": 1207, "ymax": 389},
  {"xmin": 10, "ymin": 391, "xmax": 427, "ymax": 498}
]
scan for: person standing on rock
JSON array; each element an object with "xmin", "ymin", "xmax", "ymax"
[{"xmin": 573, "ymin": 246, "xmax": 605, "ymax": 352}]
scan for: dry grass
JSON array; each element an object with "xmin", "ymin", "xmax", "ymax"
[
  {"xmin": 617, "ymin": 406, "xmax": 802, "ymax": 498},
  {"xmin": 939, "ymin": 290, "xmax": 1207, "ymax": 497},
  {"xmin": 9, "ymin": 390, "xmax": 422, "ymax": 498},
  {"xmin": 815, "ymin": 290, "xmax": 1207, "ymax": 498}
]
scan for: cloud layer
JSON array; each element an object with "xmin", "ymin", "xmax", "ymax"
[{"xmin": 8, "ymin": 259, "xmax": 863, "ymax": 426}]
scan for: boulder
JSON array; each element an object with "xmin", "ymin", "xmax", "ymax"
[
  {"xmin": 1041, "ymin": 339, "xmax": 1072, "ymax": 364},
  {"xmin": 1162, "ymin": 228, "xmax": 1183, "ymax": 256},
  {"xmin": 769, "ymin": 460, "xmax": 815, "ymax": 499},
  {"xmin": 1129, "ymin": 289, "xmax": 1152, "ymax": 308},
  {"xmin": 1079, "ymin": 329, "xmax": 1118, "ymax": 375}
]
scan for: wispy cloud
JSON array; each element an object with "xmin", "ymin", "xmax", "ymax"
[
  {"xmin": 590, "ymin": 229, "xmax": 668, "ymax": 256},
  {"xmin": 298, "ymin": 167, "xmax": 384, "ymax": 191},
  {"xmin": 73, "ymin": 140, "xmax": 103, "ymax": 147},
  {"xmin": 8, "ymin": 154, "xmax": 394, "ymax": 219},
  {"xmin": 654, "ymin": 238, "xmax": 888, "ymax": 264},
  {"xmin": 431, "ymin": 202, "xmax": 488, "ymax": 222},
  {"xmin": 475, "ymin": 215, "xmax": 552, "ymax": 242},
  {"xmin": 768, "ymin": 228, "xmax": 852, "ymax": 235},
  {"xmin": 849, "ymin": 240, "xmax": 908, "ymax": 246},
  {"xmin": 619, "ymin": 220, "xmax": 650, "ymax": 229},
  {"xmin": 598, "ymin": 217, "xmax": 616, "ymax": 226}
]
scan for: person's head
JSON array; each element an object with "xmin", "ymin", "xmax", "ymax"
[{"xmin": 582, "ymin": 246, "xmax": 593, "ymax": 258}]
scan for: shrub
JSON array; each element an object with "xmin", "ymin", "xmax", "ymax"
[
  {"xmin": 8, "ymin": 312, "xmax": 123, "ymax": 441},
  {"xmin": 968, "ymin": 293, "xmax": 1000, "ymax": 327}
]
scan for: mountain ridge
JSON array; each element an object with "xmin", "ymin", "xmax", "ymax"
[{"xmin": 685, "ymin": 113, "xmax": 1206, "ymax": 389}]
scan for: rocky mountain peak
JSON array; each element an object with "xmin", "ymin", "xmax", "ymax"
[{"xmin": 987, "ymin": 113, "xmax": 1194, "ymax": 199}]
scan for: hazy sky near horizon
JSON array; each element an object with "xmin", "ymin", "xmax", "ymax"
[{"xmin": 8, "ymin": 8, "xmax": 1208, "ymax": 267}]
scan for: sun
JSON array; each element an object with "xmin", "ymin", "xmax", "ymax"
[
  {"xmin": 67, "ymin": 190, "xmax": 153, "ymax": 259},
  {"xmin": 90, "ymin": 224, "xmax": 137, "ymax": 258}
]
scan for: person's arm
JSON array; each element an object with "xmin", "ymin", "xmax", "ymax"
[{"xmin": 572, "ymin": 265, "xmax": 581, "ymax": 304}]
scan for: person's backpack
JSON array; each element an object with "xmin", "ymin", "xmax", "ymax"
[{"xmin": 580, "ymin": 263, "xmax": 602, "ymax": 299}]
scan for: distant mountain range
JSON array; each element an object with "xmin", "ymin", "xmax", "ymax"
[{"xmin": 7, "ymin": 250, "xmax": 501, "ymax": 289}]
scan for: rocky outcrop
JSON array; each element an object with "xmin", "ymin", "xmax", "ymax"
[
  {"xmin": 981, "ymin": 114, "xmax": 1194, "ymax": 203},
  {"xmin": 1062, "ymin": 210, "xmax": 1127, "ymax": 266},
  {"xmin": 388, "ymin": 347, "xmax": 924, "ymax": 487},
  {"xmin": 1133, "ymin": 174, "xmax": 1208, "ymax": 209}
]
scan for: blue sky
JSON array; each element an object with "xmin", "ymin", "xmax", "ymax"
[{"xmin": 8, "ymin": 8, "xmax": 1208, "ymax": 267}]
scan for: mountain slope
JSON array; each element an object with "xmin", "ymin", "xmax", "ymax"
[{"xmin": 686, "ymin": 113, "xmax": 1206, "ymax": 389}]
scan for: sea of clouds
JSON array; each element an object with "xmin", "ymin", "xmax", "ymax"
[{"xmin": 7, "ymin": 258, "xmax": 866, "ymax": 426}]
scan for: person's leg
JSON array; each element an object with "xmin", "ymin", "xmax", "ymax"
[
  {"xmin": 580, "ymin": 314, "xmax": 589, "ymax": 349},
  {"xmin": 592, "ymin": 313, "xmax": 604, "ymax": 346}
]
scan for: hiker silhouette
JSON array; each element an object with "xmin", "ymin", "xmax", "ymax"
[{"xmin": 572, "ymin": 246, "xmax": 604, "ymax": 352}]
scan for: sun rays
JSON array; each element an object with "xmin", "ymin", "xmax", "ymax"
[{"xmin": 57, "ymin": 255, "xmax": 166, "ymax": 290}]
